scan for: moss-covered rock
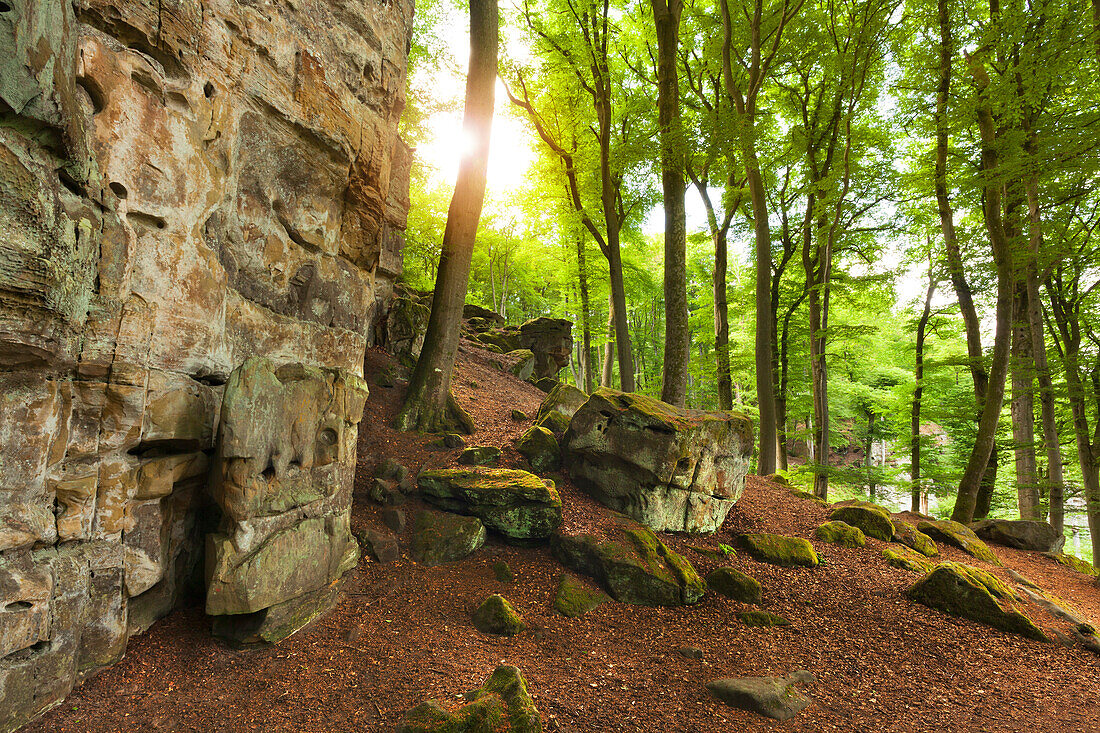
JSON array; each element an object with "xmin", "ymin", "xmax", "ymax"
[
  {"xmin": 706, "ymin": 567, "xmax": 762, "ymax": 604},
  {"xmin": 893, "ymin": 522, "xmax": 939, "ymax": 558},
  {"xmin": 476, "ymin": 328, "xmax": 524, "ymax": 354},
  {"xmin": 551, "ymin": 516, "xmax": 706, "ymax": 606},
  {"xmin": 918, "ymin": 519, "xmax": 1000, "ymax": 565},
  {"xmin": 536, "ymin": 382, "xmax": 588, "ymax": 425},
  {"xmin": 493, "ymin": 561, "xmax": 514, "ymax": 583},
  {"xmin": 553, "ymin": 573, "xmax": 610, "ymax": 617},
  {"xmin": 688, "ymin": 544, "xmax": 736, "ymax": 561},
  {"xmin": 883, "ymin": 547, "xmax": 936, "ymax": 574},
  {"xmin": 908, "ymin": 562, "xmax": 1047, "ymax": 642},
  {"xmin": 458, "ymin": 446, "xmax": 502, "ymax": 466},
  {"xmin": 534, "ymin": 410, "xmax": 571, "ymax": 436},
  {"xmin": 506, "ymin": 349, "xmax": 536, "ymax": 381},
  {"xmin": 814, "ymin": 521, "xmax": 866, "ymax": 547},
  {"xmin": 1047, "ymin": 552, "xmax": 1100, "ymax": 577},
  {"xmin": 511, "ymin": 409, "xmax": 528, "ymax": 421},
  {"xmin": 515, "ymin": 426, "xmax": 561, "ymax": 474},
  {"xmin": 396, "ymin": 665, "xmax": 542, "ymax": 733},
  {"xmin": 418, "ymin": 468, "xmax": 563, "ymax": 541},
  {"xmin": 789, "ymin": 488, "xmax": 827, "ymax": 505},
  {"xmin": 828, "ymin": 501, "xmax": 894, "ymax": 542},
  {"xmin": 534, "ymin": 377, "xmax": 559, "ymax": 393},
  {"xmin": 972, "ymin": 519, "xmax": 1065, "ymax": 553},
  {"xmin": 765, "ymin": 473, "xmax": 790, "ymax": 487},
  {"xmin": 410, "ymin": 510, "xmax": 486, "ymax": 567},
  {"xmin": 737, "ymin": 610, "xmax": 790, "ymax": 627},
  {"xmin": 740, "ymin": 533, "xmax": 819, "ymax": 568},
  {"xmin": 472, "ymin": 594, "xmax": 526, "ymax": 636}
]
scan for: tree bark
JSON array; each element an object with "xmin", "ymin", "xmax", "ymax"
[
  {"xmin": 912, "ymin": 271, "xmax": 937, "ymax": 512},
  {"xmin": 576, "ymin": 230, "xmax": 594, "ymax": 394},
  {"xmin": 396, "ymin": 0, "xmax": 497, "ymax": 433},
  {"xmin": 1011, "ymin": 280, "xmax": 1040, "ymax": 519},
  {"xmin": 652, "ymin": 0, "xmax": 689, "ymax": 407},
  {"xmin": 601, "ymin": 293, "xmax": 615, "ymax": 388}
]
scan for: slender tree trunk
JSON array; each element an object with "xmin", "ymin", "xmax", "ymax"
[
  {"xmin": 865, "ymin": 411, "xmax": 875, "ymax": 500},
  {"xmin": 602, "ymin": 293, "xmax": 614, "ymax": 388},
  {"xmin": 1011, "ymin": 280, "xmax": 1040, "ymax": 519},
  {"xmin": 396, "ymin": 0, "xmax": 497, "ymax": 433},
  {"xmin": 912, "ymin": 272, "xmax": 937, "ymax": 512},
  {"xmin": 576, "ymin": 231, "xmax": 594, "ymax": 393},
  {"xmin": 652, "ymin": 0, "xmax": 689, "ymax": 407},
  {"xmin": 714, "ymin": 227, "xmax": 733, "ymax": 410}
]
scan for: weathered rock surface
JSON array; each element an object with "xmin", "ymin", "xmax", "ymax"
[
  {"xmin": 506, "ymin": 349, "xmax": 536, "ymax": 381},
  {"xmin": 828, "ymin": 501, "xmax": 894, "ymax": 542},
  {"xmin": 740, "ymin": 533, "xmax": 819, "ymax": 568},
  {"xmin": 706, "ymin": 671, "xmax": 816, "ymax": 721},
  {"xmin": 564, "ymin": 389, "xmax": 753, "ymax": 533},
  {"xmin": 815, "ymin": 521, "xmax": 866, "ymax": 547},
  {"xmin": 519, "ymin": 318, "xmax": 573, "ymax": 380},
  {"xmin": 410, "ymin": 510, "xmax": 487, "ymax": 567},
  {"xmin": 515, "ymin": 426, "xmax": 561, "ymax": 474},
  {"xmin": 893, "ymin": 522, "xmax": 939, "ymax": 558},
  {"xmin": 384, "ymin": 288, "xmax": 430, "ymax": 364},
  {"xmin": 706, "ymin": 567, "xmax": 762, "ymax": 604},
  {"xmin": 883, "ymin": 547, "xmax": 936, "ymax": 574},
  {"xmin": 457, "ymin": 446, "xmax": 502, "ymax": 466},
  {"xmin": 418, "ymin": 468, "xmax": 563, "ymax": 541},
  {"xmin": 908, "ymin": 562, "xmax": 1047, "ymax": 641},
  {"xmin": 472, "ymin": 594, "xmax": 526, "ymax": 636},
  {"xmin": 972, "ymin": 519, "xmax": 1065, "ymax": 553},
  {"xmin": 535, "ymin": 383, "xmax": 588, "ymax": 425},
  {"xmin": 397, "ymin": 665, "xmax": 542, "ymax": 733},
  {"xmin": 553, "ymin": 573, "xmax": 610, "ymax": 617},
  {"xmin": 738, "ymin": 610, "xmax": 791, "ymax": 627},
  {"xmin": 918, "ymin": 520, "xmax": 1001, "ymax": 565},
  {"xmin": 0, "ymin": 0, "xmax": 412, "ymax": 724},
  {"xmin": 551, "ymin": 516, "xmax": 706, "ymax": 606}
]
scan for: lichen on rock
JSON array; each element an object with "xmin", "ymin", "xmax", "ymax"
[{"xmin": 397, "ymin": 665, "xmax": 543, "ymax": 733}]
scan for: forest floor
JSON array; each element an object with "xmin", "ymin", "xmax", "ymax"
[{"xmin": 25, "ymin": 344, "xmax": 1100, "ymax": 733}]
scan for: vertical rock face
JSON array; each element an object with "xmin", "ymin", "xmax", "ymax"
[{"xmin": 0, "ymin": 0, "xmax": 412, "ymax": 728}]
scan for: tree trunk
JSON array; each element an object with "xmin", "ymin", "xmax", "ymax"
[
  {"xmin": 865, "ymin": 411, "xmax": 875, "ymax": 500},
  {"xmin": 652, "ymin": 0, "xmax": 689, "ymax": 407},
  {"xmin": 576, "ymin": 231, "xmax": 594, "ymax": 394},
  {"xmin": 1011, "ymin": 280, "xmax": 1040, "ymax": 519},
  {"xmin": 912, "ymin": 272, "xmax": 936, "ymax": 512},
  {"xmin": 601, "ymin": 293, "xmax": 615, "ymax": 388},
  {"xmin": 396, "ymin": 0, "xmax": 497, "ymax": 433}
]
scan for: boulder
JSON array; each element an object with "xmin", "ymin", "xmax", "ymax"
[
  {"xmin": 506, "ymin": 349, "xmax": 536, "ymax": 381},
  {"xmin": 893, "ymin": 522, "xmax": 939, "ymax": 558},
  {"xmin": 458, "ymin": 446, "xmax": 502, "ymax": 466},
  {"xmin": 564, "ymin": 389, "xmax": 753, "ymax": 533},
  {"xmin": 814, "ymin": 521, "xmax": 866, "ymax": 548},
  {"xmin": 738, "ymin": 610, "xmax": 790, "ymax": 627},
  {"xmin": 740, "ymin": 533, "xmax": 819, "ymax": 568},
  {"xmin": 410, "ymin": 510, "xmax": 486, "ymax": 566},
  {"xmin": 519, "ymin": 317, "xmax": 573, "ymax": 380},
  {"xmin": 515, "ymin": 426, "xmax": 561, "ymax": 474},
  {"xmin": 918, "ymin": 520, "xmax": 1001, "ymax": 565},
  {"xmin": 706, "ymin": 567, "xmax": 762, "ymax": 604},
  {"xmin": 417, "ymin": 468, "xmax": 563, "ymax": 541},
  {"xmin": 397, "ymin": 665, "xmax": 542, "ymax": 733},
  {"xmin": 551, "ymin": 515, "xmax": 706, "ymax": 606},
  {"xmin": 536, "ymin": 383, "xmax": 588, "ymax": 424},
  {"xmin": 883, "ymin": 547, "xmax": 936, "ymax": 574},
  {"xmin": 493, "ymin": 561, "xmax": 514, "ymax": 582},
  {"xmin": 476, "ymin": 328, "xmax": 524, "ymax": 354},
  {"xmin": 706, "ymin": 671, "xmax": 815, "ymax": 721},
  {"xmin": 472, "ymin": 594, "xmax": 526, "ymax": 636},
  {"xmin": 534, "ymin": 410, "xmax": 570, "ymax": 436},
  {"xmin": 553, "ymin": 573, "xmax": 610, "ymax": 617},
  {"xmin": 385, "ymin": 293, "xmax": 430, "ymax": 363},
  {"xmin": 357, "ymin": 527, "xmax": 399, "ymax": 563},
  {"xmin": 828, "ymin": 501, "xmax": 894, "ymax": 541},
  {"xmin": 972, "ymin": 519, "xmax": 1065, "ymax": 553},
  {"xmin": 463, "ymin": 303, "xmax": 506, "ymax": 325},
  {"xmin": 511, "ymin": 409, "xmax": 528, "ymax": 421},
  {"xmin": 1047, "ymin": 552, "xmax": 1100, "ymax": 577},
  {"xmin": 534, "ymin": 377, "xmax": 559, "ymax": 393},
  {"xmin": 908, "ymin": 562, "xmax": 1046, "ymax": 641}
]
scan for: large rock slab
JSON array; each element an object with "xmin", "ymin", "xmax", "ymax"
[
  {"xmin": 564, "ymin": 388, "xmax": 753, "ymax": 533},
  {"xmin": 397, "ymin": 665, "xmax": 542, "ymax": 733},
  {"xmin": 908, "ymin": 562, "xmax": 1047, "ymax": 641},
  {"xmin": 706, "ymin": 671, "xmax": 816, "ymax": 721},
  {"xmin": 828, "ymin": 501, "xmax": 894, "ymax": 541},
  {"xmin": 972, "ymin": 519, "xmax": 1065, "ymax": 553},
  {"xmin": 418, "ymin": 468, "xmax": 563, "ymax": 541},
  {"xmin": 551, "ymin": 515, "xmax": 706, "ymax": 606},
  {"xmin": 918, "ymin": 519, "xmax": 1001, "ymax": 565}
]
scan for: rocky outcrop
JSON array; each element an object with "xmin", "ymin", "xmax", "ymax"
[
  {"xmin": 383, "ymin": 288, "xmax": 431, "ymax": 364},
  {"xmin": 972, "ymin": 519, "xmax": 1065, "ymax": 553},
  {"xmin": 417, "ymin": 468, "xmax": 563, "ymax": 541},
  {"xmin": 519, "ymin": 318, "xmax": 573, "ymax": 380},
  {"xmin": 564, "ymin": 389, "xmax": 753, "ymax": 533},
  {"xmin": 0, "ymin": 0, "xmax": 412, "ymax": 725}
]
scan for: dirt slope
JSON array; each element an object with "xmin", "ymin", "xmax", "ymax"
[{"xmin": 25, "ymin": 345, "xmax": 1100, "ymax": 733}]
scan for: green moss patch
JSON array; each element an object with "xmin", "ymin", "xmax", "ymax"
[
  {"xmin": 740, "ymin": 533, "xmax": 819, "ymax": 568},
  {"xmin": 1047, "ymin": 552, "xmax": 1100, "ymax": 577},
  {"xmin": 908, "ymin": 562, "xmax": 1046, "ymax": 642},
  {"xmin": 815, "ymin": 521, "xmax": 866, "ymax": 547},
  {"xmin": 883, "ymin": 547, "xmax": 936, "ymax": 574},
  {"xmin": 918, "ymin": 519, "xmax": 1000, "ymax": 565},
  {"xmin": 396, "ymin": 665, "xmax": 541, "ymax": 733},
  {"xmin": 515, "ymin": 426, "xmax": 561, "ymax": 474},
  {"xmin": 553, "ymin": 573, "xmax": 610, "ymax": 617},
  {"xmin": 828, "ymin": 502, "xmax": 894, "ymax": 542},
  {"xmin": 472, "ymin": 594, "xmax": 526, "ymax": 636},
  {"xmin": 737, "ymin": 610, "xmax": 790, "ymax": 628},
  {"xmin": 893, "ymin": 522, "xmax": 939, "ymax": 558},
  {"xmin": 706, "ymin": 567, "xmax": 762, "ymax": 604},
  {"xmin": 457, "ymin": 446, "xmax": 502, "ymax": 466}
]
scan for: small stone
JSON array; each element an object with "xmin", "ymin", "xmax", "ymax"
[
  {"xmin": 740, "ymin": 533, "xmax": 819, "ymax": 568},
  {"xmin": 494, "ymin": 560, "xmax": 515, "ymax": 582},
  {"xmin": 442, "ymin": 433, "xmax": 466, "ymax": 449},
  {"xmin": 410, "ymin": 510, "xmax": 486, "ymax": 567},
  {"xmin": 376, "ymin": 458, "xmax": 409, "ymax": 482},
  {"xmin": 737, "ymin": 610, "xmax": 790, "ymax": 627},
  {"xmin": 369, "ymin": 478, "xmax": 404, "ymax": 506},
  {"xmin": 457, "ymin": 445, "xmax": 502, "ymax": 466},
  {"xmin": 677, "ymin": 646, "xmax": 704, "ymax": 660},
  {"xmin": 511, "ymin": 409, "xmax": 528, "ymax": 421},
  {"xmin": 706, "ymin": 672, "xmax": 814, "ymax": 721},
  {"xmin": 765, "ymin": 473, "xmax": 790, "ymax": 486},
  {"xmin": 814, "ymin": 520, "xmax": 866, "ymax": 547},
  {"xmin": 357, "ymin": 527, "xmax": 399, "ymax": 563},
  {"xmin": 472, "ymin": 594, "xmax": 526, "ymax": 636},
  {"xmin": 706, "ymin": 567, "xmax": 762, "ymax": 604},
  {"xmin": 418, "ymin": 468, "xmax": 563, "ymax": 541},
  {"xmin": 553, "ymin": 573, "xmax": 609, "ymax": 617},
  {"xmin": 382, "ymin": 507, "xmax": 406, "ymax": 534}
]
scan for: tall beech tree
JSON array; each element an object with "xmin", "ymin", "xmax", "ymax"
[{"xmin": 396, "ymin": 0, "xmax": 498, "ymax": 433}]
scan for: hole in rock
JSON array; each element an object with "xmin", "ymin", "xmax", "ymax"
[
  {"xmin": 203, "ymin": 81, "xmax": 215, "ymax": 98},
  {"xmin": 318, "ymin": 428, "xmax": 338, "ymax": 446},
  {"xmin": 3, "ymin": 601, "xmax": 34, "ymax": 612},
  {"xmin": 109, "ymin": 181, "xmax": 128, "ymax": 199},
  {"xmin": 0, "ymin": 3, "xmax": 11, "ymax": 12}
]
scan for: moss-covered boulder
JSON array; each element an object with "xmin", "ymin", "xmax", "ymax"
[
  {"xmin": 918, "ymin": 519, "xmax": 1000, "ymax": 565},
  {"xmin": 737, "ymin": 610, "xmax": 790, "ymax": 627},
  {"xmin": 740, "ymin": 533, "xmax": 819, "ymax": 568},
  {"xmin": 828, "ymin": 501, "xmax": 894, "ymax": 542},
  {"xmin": 396, "ymin": 665, "xmax": 542, "ymax": 733},
  {"xmin": 883, "ymin": 547, "xmax": 936, "ymax": 574},
  {"xmin": 534, "ymin": 410, "xmax": 571, "ymax": 436},
  {"xmin": 410, "ymin": 511, "xmax": 486, "ymax": 567},
  {"xmin": 1047, "ymin": 552, "xmax": 1100, "ymax": 577},
  {"xmin": 418, "ymin": 468, "xmax": 563, "ymax": 541},
  {"xmin": 551, "ymin": 515, "xmax": 706, "ymax": 606},
  {"xmin": 908, "ymin": 562, "xmax": 1047, "ymax": 641},
  {"xmin": 472, "ymin": 594, "xmax": 526, "ymax": 636},
  {"xmin": 515, "ymin": 426, "xmax": 561, "ymax": 474},
  {"xmin": 814, "ymin": 521, "xmax": 866, "ymax": 548},
  {"xmin": 706, "ymin": 567, "xmax": 762, "ymax": 604},
  {"xmin": 564, "ymin": 388, "xmax": 754, "ymax": 533},
  {"xmin": 536, "ymin": 382, "xmax": 588, "ymax": 424},
  {"xmin": 506, "ymin": 349, "xmax": 536, "ymax": 381},
  {"xmin": 765, "ymin": 473, "xmax": 790, "ymax": 486},
  {"xmin": 458, "ymin": 446, "xmax": 502, "ymax": 466},
  {"xmin": 476, "ymin": 328, "xmax": 524, "ymax": 354},
  {"xmin": 553, "ymin": 573, "xmax": 610, "ymax": 617},
  {"xmin": 972, "ymin": 519, "xmax": 1065, "ymax": 553},
  {"xmin": 789, "ymin": 488, "xmax": 827, "ymax": 505},
  {"xmin": 511, "ymin": 409, "xmax": 528, "ymax": 421},
  {"xmin": 493, "ymin": 561, "xmax": 514, "ymax": 582},
  {"xmin": 706, "ymin": 672, "xmax": 814, "ymax": 721},
  {"xmin": 893, "ymin": 521, "xmax": 939, "ymax": 558}
]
